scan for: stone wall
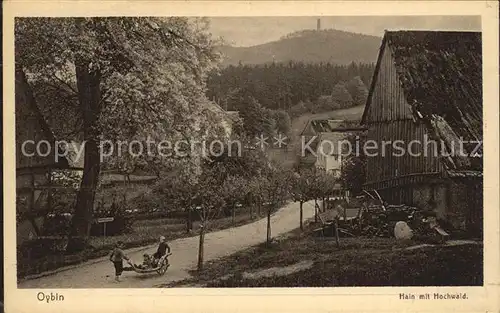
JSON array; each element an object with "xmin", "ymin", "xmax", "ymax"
[{"xmin": 382, "ymin": 180, "xmax": 482, "ymax": 234}]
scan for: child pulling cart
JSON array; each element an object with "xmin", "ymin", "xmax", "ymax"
[{"xmin": 109, "ymin": 236, "xmax": 172, "ymax": 281}]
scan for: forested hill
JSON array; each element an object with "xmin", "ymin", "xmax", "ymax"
[
  {"xmin": 216, "ymin": 29, "xmax": 381, "ymax": 66},
  {"xmin": 207, "ymin": 62, "xmax": 375, "ymax": 113}
]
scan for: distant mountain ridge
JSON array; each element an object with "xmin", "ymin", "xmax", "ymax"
[{"xmin": 217, "ymin": 29, "xmax": 382, "ymax": 66}]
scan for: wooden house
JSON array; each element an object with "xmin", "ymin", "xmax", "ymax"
[
  {"xmin": 15, "ymin": 67, "xmax": 71, "ymax": 244},
  {"xmin": 361, "ymin": 31, "xmax": 482, "ymax": 234}
]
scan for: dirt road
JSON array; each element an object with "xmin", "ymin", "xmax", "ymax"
[{"xmin": 18, "ymin": 201, "xmax": 315, "ymax": 288}]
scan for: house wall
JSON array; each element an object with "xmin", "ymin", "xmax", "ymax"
[
  {"xmin": 16, "ymin": 169, "xmax": 51, "ymax": 245},
  {"xmin": 434, "ymin": 184, "xmax": 448, "ymax": 218},
  {"xmin": 410, "ymin": 183, "xmax": 448, "ymax": 218},
  {"xmin": 314, "ymin": 151, "xmax": 324, "ymax": 170},
  {"xmin": 411, "ymin": 184, "xmax": 433, "ymax": 209},
  {"xmin": 447, "ymin": 179, "xmax": 483, "ymax": 234},
  {"xmin": 324, "ymin": 154, "xmax": 342, "ymax": 176},
  {"xmin": 364, "ymin": 44, "xmax": 443, "ymax": 187},
  {"xmin": 16, "ymin": 70, "xmax": 66, "ymax": 245},
  {"xmin": 17, "ymin": 218, "xmax": 44, "ymax": 245}
]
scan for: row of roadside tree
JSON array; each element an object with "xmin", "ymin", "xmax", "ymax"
[{"xmin": 150, "ymin": 141, "xmax": 343, "ymax": 270}]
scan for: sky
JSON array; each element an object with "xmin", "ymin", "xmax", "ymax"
[{"xmin": 208, "ymin": 16, "xmax": 481, "ymax": 47}]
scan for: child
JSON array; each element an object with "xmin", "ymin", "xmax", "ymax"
[
  {"xmin": 152, "ymin": 236, "xmax": 171, "ymax": 267},
  {"xmin": 109, "ymin": 241, "xmax": 129, "ymax": 282},
  {"xmin": 134, "ymin": 253, "xmax": 153, "ymax": 270}
]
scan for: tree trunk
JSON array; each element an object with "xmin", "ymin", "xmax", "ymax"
[
  {"xmin": 28, "ymin": 170, "xmax": 41, "ymax": 236},
  {"xmin": 232, "ymin": 205, "xmax": 236, "ymax": 224},
  {"xmin": 66, "ymin": 61, "xmax": 102, "ymax": 253},
  {"xmin": 67, "ymin": 137, "xmax": 101, "ymax": 251},
  {"xmin": 266, "ymin": 210, "xmax": 272, "ymax": 246},
  {"xmin": 186, "ymin": 208, "xmax": 193, "ymax": 233},
  {"xmin": 334, "ymin": 217, "xmax": 340, "ymax": 248},
  {"xmin": 258, "ymin": 202, "xmax": 262, "ymax": 217},
  {"xmin": 299, "ymin": 201, "xmax": 304, "ymax": 231},
  {"xmin": 322, "ymin": 197, "xmax": 325, "ymax": 212},
  {"xmin": 197, "ymin": 225, "xmax": 205, "ymax": 271},
  {"xmin": 314, "ymin": 199, "xmax": 318, "ymax": 223}
]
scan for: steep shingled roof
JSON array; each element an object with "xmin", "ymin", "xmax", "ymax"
[
  {"xmin": 363, "ymin": 30, "xmax": 482, "ymax": 173},
  {"xmin": 15, "ymin": 67, "xmax": 70, "ymax": 169},
  {"xmin": 388, "ymin": 31, "xmax": 482, "ymax": 141}
]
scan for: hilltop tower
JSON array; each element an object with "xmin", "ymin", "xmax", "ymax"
[{"xmin": 317, "ymin": 18, "xmax": 321, "ymax": 31}]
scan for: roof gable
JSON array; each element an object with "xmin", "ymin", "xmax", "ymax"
[
  {"xmin": 16, "ymin": 67, "xmax": 70, "ymax": 169},
  {"xmin": 361, "ymin": 30, "xmax": 482, "ymax": 172}
]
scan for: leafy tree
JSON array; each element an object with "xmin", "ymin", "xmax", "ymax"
[
  {"xmin": 274, "ymin": 110, "xmax": 292, "ymax": 137},
  {"xmin": 302, "ymin": 169, "xmax": 323, "ymax": 222},
  {"xmin": 304, "ymin": 169, "xmax": 342, "ymax": 246},
  {"xmin": 206, "ymin": 144, "xmax": 268, "ymax": 180},
  {"xmin": 189, "ymin": 171, "xmax": 226, "ymax": 271},
  {"xmin": 156, "ymin": 165, "xmax": 225, "ymax": 271},
  {"xmin": 153, "ymin": 162, "xmax": 197, "ymax": 232},
  {"xmin": 259, "ymin": 167, "xmax": 292, "ymax": 245},
  {"xmin": 238, "ymin": 96, "xmax": 275, "ymax": 139},
  {"xmin": 247, "ymin": 175, "xmax": 266, "ymax": 218},
  {"xmin": 290, "ymin": 170, "xmax": 314, "ymax": 230},
  {"xmin": 346, "ymin": 76, "xmax": 369, "ymax": 106},
  {"xmin": 331, "ymin": 82, "xmax": 354, "ymax": 109},
  {"xmin": 301, "ymin": 169, "xmax": 337, "ymax": 222},
  {"xmin": 221, "ymin": 175, "xmax": 248, "ymax": 224},
  {"xmin": 316, "ymin": 95, "xmax": 340, "ymax": 112},
  {"xmin": 319, "ymin": 171, "xmax": 337, "ymax": 210},
  {"xmin": 16, "ymin": 17, "xmax": 220, "ymax": 251}
]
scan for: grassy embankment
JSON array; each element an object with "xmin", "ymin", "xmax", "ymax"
[{"xmin": 164, "ymin": 223, "xmax": 483, "ymax": 287}]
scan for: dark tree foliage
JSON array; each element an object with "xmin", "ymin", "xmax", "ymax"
[
  {"xmin": 340, "ymin": 133, "xmax": 367, "ymax": 195},
  {"xmin": 207, "ymin": 61, "xmax": 375, "ymax": 112}
]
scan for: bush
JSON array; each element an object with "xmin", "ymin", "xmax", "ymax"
[
  {"xmin": 316, "ymin": 95, "xmax": 341, "ymax": 112},
  {"xmin": 289, "ymin": 101, "xmax": 308, "ymax": 118},
  {"xmin": 18, "ymin": 238, "xmax": 68, "ymax": 259},
  {"xmin": 42, "ymin": 214, "xmax": 71, "ymax": 236},
  {"xmin": 90, "ymin": 212, "xmax": 135, "ymax": 236},
  {"xmin": 331, "ymin": 82, "xmax": 354, "ymax": 108}
]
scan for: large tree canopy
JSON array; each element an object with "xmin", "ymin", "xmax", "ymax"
[
  {"xmin": 15, "ymin": 17, "xmax": 223, "ymax": 250},
  {"xmin": 16, "ymin": 17, "xmax": 222, "ymax": 145}
]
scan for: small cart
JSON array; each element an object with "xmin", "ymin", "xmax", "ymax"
[{"xmin": 127, "ymin": 253, "xmax": 171, "ymax": 275}]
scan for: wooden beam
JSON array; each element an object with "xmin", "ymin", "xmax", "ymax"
[{"xmin": 328, "ymin": 127, "xmax": 368, "ymax": 132}]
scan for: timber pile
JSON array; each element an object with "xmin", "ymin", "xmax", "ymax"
[
  {"xmin": 316, "ymin": 191, "xmax": 453, "ymax": 241},
  {"xmin": 337, "ymin": 204, "xmax": 438, "ymax": 239}
]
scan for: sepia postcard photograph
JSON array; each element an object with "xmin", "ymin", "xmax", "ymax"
[{"xmin": 3, "ymin": 1, "xmax": 499, "ymax": 313}]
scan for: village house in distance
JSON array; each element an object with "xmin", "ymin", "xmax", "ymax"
[
  {"xmin": 361, "ymin": 30, "xmax": 482, "ymax": 235},
  {"xmin": 300, "ymin": 119, "xmax": 346, "ymax": 177}
]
